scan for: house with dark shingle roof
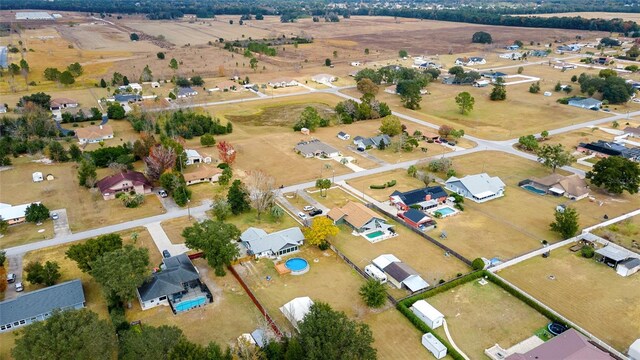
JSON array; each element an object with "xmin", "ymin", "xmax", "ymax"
[
  {"xmin": 398, "ymin": 208, "xmax": 434, "ymax": 229},
  {"xmin": 506, "ymin": 328, "xmax": 614, "ymax": 360},
  {"xmin": 96, "ymin": 171, "xmax": 152, "ymax": 200},
  {"xmin": 390, "ymin": 186, "xmax": 448, "ymax": 211},
  {"xmin": 0, "ymin": 279, "xmax": 85, "ymax": 333},
  {"xmin": 137, "ymin": 254, "xmax": 211, "ymax": 312}
]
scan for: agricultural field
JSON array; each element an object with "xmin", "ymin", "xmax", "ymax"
[
  {"xmin": 428, "ymin": 281, "xmax": 550, "ymax": 359},
  {"xmin": 519, "ymin": 12, "xmax": 640, "ymax": 22},
  {"xmin": 499, "ymin": 245, "xmax": 640, "ymax": 351}
]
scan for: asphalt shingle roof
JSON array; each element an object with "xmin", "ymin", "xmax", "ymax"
[
  {"xmin": 390, "ymin": 186, "xmax": 447, "ymax": 206},
  {"xmin": 137, "ymin": 254, "xmax": 199, "ymax": 301}
]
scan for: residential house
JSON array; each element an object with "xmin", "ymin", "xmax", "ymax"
[
  {"xmin": 454, "ymin": 57, "xmax": 486, "ymax": 66},
  {"xmin": 353, "ymin": 134, "xmax": 391, "ymax": 150},
  {"xmin": 473, "ymin": 79, "xmax": 491, "ymax": 87},
  {"xmin": 524, "ymin": 173, "xmax": 589, "ymax": 200},
  {"xmin": 113, "ymin": 94, "xmax": 142, "ymax": 103},
  {"xmin": 577, "ymin": 140, "xmax": 640, "ymax": 161},
  {"xmin": 556, "ymin": 44, "xmax": 582, "ymax": 52},
  {"xmin": 389, "ymin": 186, "xmax": 448, "ymax": 211},
  {"xmin": 96, "ymin": 171, "xmax": 152, "ymax": 200},
  {"xmin": 268, "ymin": 78, "xmax": 298, "ymax": 88},
  {"xmin": 240, "ymin": 227, "xmax": 305, "ymax": 258},
  {"xmin": 506, "ymin": 44, "xmax": 520, "ymax": 51},
  {"xmin": 328, "ymin": 201, "xmax": 394, "ymax": 234},
  {"xmin": 49, "ymin": 98, "xmax": 78, "ymax": 111},
  {"xmin": 0, "ymin": 202, "xmax": 39, "ymax": 225},
  {"xmin": 216, "ymin": 81, "xmax": 239, "ymax": 92},
  {"xmin": 398, "ymin": 208, "xmax": 434, "ymax": 229},
  {"xmin": 445, "ymin": 173, "xmax": 506, "ymax": 203},
  {"xmin": 482, "ymin": 71, "xmax": 508, "ymax": 81},
  {"xmin": 0, "ymin": 279, "xmax": 85, "ymax": 333},
  {"xmin": 382, "ymin": 261, "xmax": 429, "ymax": 292},
  {"xmin": 337, "ymin": 131, "xmax": 350, "ymax": 140},
  {"xmin": 623, "ymin": 126, "xmax": 640, "ymax": 137},
  {"xmin": 372, "ymin": 254, "xmax": 400, "ymax": 271},
  {"xmin": 294, "ymin": 139, "xmax": 340, "ymax": 158},
  {"xmin": 137, "ymin": 254, "xmax": 212, "ymax": 313},
  {"xmin": 553, "ymin": 62, "xmax": 577, "ymax": 71},
  {"xmin": 183, "ymin": 166, "xmax": 222, "ymax": 185},
  {"xmin": 151, "ymin": 81, "xmax": 161, "ymax": 88},
  {"xmin": 311, "ymin": 74, "xmax": 336, "ymax": 84},
  {"xmin": 384, "ymin": 85, "xmax": 398, "ymax": 94},
  {"xmin": 177, "ymin": 87, "xmax": 198, "ymax": 98},
  {"xmin": 499, "ymin": 52, "xmax": 523, "ymax": 60},
  {"xmin": 530, "ymin": 50, "xmax": 548, "ymax": 57},
  {"xmin": 506, "ymin": 329, "xmax": 614, "ymax": 360},
  {"xmin": 568, "ymin": 97, "xmax": 602, "ymax": 110},
  {"xmin": 422, "ymin": 131, "xmax": 440, "ymax": 141},
  {"xmin": 280, "ymin": 297, "xmax": 313, "ymax": 331},
  {"xmin": 75, "ymin": 124, "xmax": 114, "ymax": 144},
  {"xmin": 350, "ymin": 61, "xmax": 361, "ymax": 67},
  {"xmin": 119, "ymin": 83, "xmax": 142, "ymax": 92}
]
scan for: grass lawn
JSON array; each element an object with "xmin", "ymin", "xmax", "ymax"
[
  {"xmin": 308, "ymin": 187, "xmax": 362, "ymax": 208},
  {"xmin": 499, "ymin": 245, "xmax": 640, "ymax": 351},
  {"xmin": 281, "ymin": 192, "xmax": 313, "ymax": 210},
  {"xmin": 125, "ymin": 258, "xmax": 263, "ymax": 349},
  {"xmin": 593, "ymin": 216, "xmax": 640, "ymax": 251},
  {"xmin": 428, "ymin": 281, "xmax": 549, "ymax": 359},
  {"xmin": 346, "ymin": 169, "xmax": 426, "ymax": 202},
  {"xmin": 0, "ymin": 159, "xmax": 166, "ymax": 236},
  {"xmin": 63, "ymin": 120, "xmax": 141, "ymax": 152},
  {"xmin": 0, "ymin": 221, "xmax": 55, "ymax": 249}
]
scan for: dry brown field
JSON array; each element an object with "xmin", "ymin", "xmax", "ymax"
[{"xmin": 518, "ymin": 12, "xmax": 640, "ymax": 22}]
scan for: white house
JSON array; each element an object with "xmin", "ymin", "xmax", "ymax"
[
  {"xmin": 151, "ymin": 81, "xmax": 161, "ymax": 88},
  {"xmin": 312, "ymin": 74, "xmax": 337, "ymax": 84},
  {"xmin": 240, "ymin": 227, "xmax": 305, "ymax": 259},
  {"xmin": 49, "ymin": 98, "xmax": 78, "ymax": 111},
  {"xmin": 455, "ymin": 57, "xmax": 486, "ymax": 66},
  {"xmin": 0, "ymin": 202, "xmax": 38, "ymax": 225},
  {"xmin": 445, "ymin": 173, "xmax": 505, "ymax": 203},
  {"xmin": 280, "ymin": 297, "xmax": 314, "ymax": 331},
  {"xmin": 568, "ymin": 97, "xmax": 602, "ymax": 110},
  {"xmin": 350, "ymin": 61, "xmax": 361, "ymax": 67},
  {"xmin": 128, "ymin": 83, "xmax": 143, "ymax": 92},
  {"xmin": 75, "ymin": 124, "xmax": 114, "ymax": 144},
  {"xmin": 268, "ymin": 78, "xmax": 298, "ymax": 88},
  {"xmin": 337, "ymin": 131, "xmax": 350, "ymax": 140},
  {"xmin": 177, "ymin": 87, "xmax": 198, "ymax": 98},
  {"xmin": 32, "ymin": 172, "xmax": 44, "ymax": 182},
  {"xmin": 617, "ymin": 258, "xmax": 640, "ymax": 277},
  {"xmin": 473, "ymin": 80, "xmax": 490, "ymax": 87},
  {"xmin": 294, "ymin": 140, "xmax": 340, "ymax": 158},
  {"xmin": 411, "ymin": 300, "xmax": 444, "ymax": 329},
  {"xmin": 422, "ymin": 333, "xmax": 447, "ymax": 359}
]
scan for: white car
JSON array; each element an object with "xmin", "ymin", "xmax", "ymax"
[
  {"xmin": 51, "ymin": 212, "xmax": 59, "ymax": 220},
  {"xmin": 303, "ymin": 205, "xmax": 315, "ymax": 212},
  {"xmin": 297, "ymin": 212, "xmax": 308, "ymax": 220},
  {"xmin": 15, "ymin": 282, "xmax": 24, "ymax": 292}
]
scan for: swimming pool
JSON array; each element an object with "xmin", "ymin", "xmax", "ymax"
[
  {"xmin": 285, "ymin": 258, "xmax": 309, "ymax": 275},
  {"xmin": 366, "ymin": 230, "xmax": 384, "ymax": 239},
  {"xmin": 522, "ymin": 185, "xmax": 546, "ymax": 195},
  {"xmin": 174, "ymin": 296, "xmax": 206, "ymax": 312},
  {"xmin": 435, "ymin": 207, "xmax": 456, "ymax": 217}
]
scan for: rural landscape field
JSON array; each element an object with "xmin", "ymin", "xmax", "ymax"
[{"xmin": 1, "ymin": 1, "xmax": 640, "ymax": 359}]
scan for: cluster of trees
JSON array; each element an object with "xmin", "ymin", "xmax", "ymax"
[
  {"xmin": 576, "ymin": 72, "xmax": 635, "ymax": 104},
  {"xmin": 447, "ymin": 66, "xmax": 481, "ymax": 85},
  {"xmin": 335, "ymin": 96, "xmax": 391, "ymax": 124},
  {"xmin": 175, "ymin": 75, "xmax": 204, "ymax": 87},
  {"xmin": 472, "ymin": 31, "xmax": 492, "ymax": 44},
  {"xmin": 246, "ymin": 42, "xmax": 277, "ymax": 56},
  {"xmin": 43, "ymin": 62, "xmax": 83, "ymax": 85},
  {"xmin": 25, "ymin": 261, "xmax": 61, "ymax": 286},
  {"xmin": 586, "ymin": 156, "xmax": 640, "ymax": 195},
  {"xmin": 163, "ymin": 110, "xmax": 233, "ymax": 139},
  {"xmin": 353, "ymin": 66, "xmax": 436, "ymax": 109},
  {"xmin": 293, "ymin": 106, "xmax": 330, "ymax": 132}
]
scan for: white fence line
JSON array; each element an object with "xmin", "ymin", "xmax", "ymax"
[{"xmin": 583, "ymin": 209, "xmax": 640, "ymax": 233}]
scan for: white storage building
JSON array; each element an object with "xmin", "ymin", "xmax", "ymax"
[
  {"xmin": 280, "ymin": 297, "xmax": 313, "ymax": 331},
  {"xmin": 422, "ymin": 333, "xmax": 447, "ymax": 359},
  {"xmin": 617, "ymin": 258, "xmax": 640, "ymax": 277},
  {"xmin": 411, "ymin": 300, "xmax": 444, "ymax": 329},
  {"xmin": 32, "ymin": 172, "xmax": 43, "ymax": 182}
]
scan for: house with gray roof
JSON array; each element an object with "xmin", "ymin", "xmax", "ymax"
[
  {"xmin": 294, "ymin": 139, "xmax": 340, "ymax": 158},
  {"xmin": 241, "ymin": 227, "xmax": 305, "ymax": 259},
  {"xmin": 568, "ymin": 97, "xmax": 602, "ymax": 110},
  {"xmin": 445, "ymin": 173, "xmax": 505, "ymax": 203},
  {"xmin": 0, "ymin": 279, "xmax": 85, "ymax": 333},
  {"xmin": 177, "ymin": 87, "xmax": 198, "ymax": 98},
  {"xmin": 137, "ymin": 254, "xmax": 211, "ymax": 312},
  {"xmin": 353, "ymin": 134, "xmax": 391, "ymax": 150}
]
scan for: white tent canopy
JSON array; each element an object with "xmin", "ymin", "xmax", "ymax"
[{"xmin": 280, "ymin": 297, "xmax": 314, "ymax": 331}]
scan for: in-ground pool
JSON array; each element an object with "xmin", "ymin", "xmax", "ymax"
[
  {"xmin": 285, "ymin": 258, "xmax": 309, "ymax": 275},
  {"xmin": 522, "ymin": 184, "xmax": 546, "ymax": 195},
  {"xmin": 435, "ymin": 206, "xmax": 456, "ymax": 217},
  {"xmin": 174, "ymin": 296, "xmax": 206, "ymax": 312},
  {"xmin": 366, "ymin": 230, "xmax": 385, "ymax": 239}
]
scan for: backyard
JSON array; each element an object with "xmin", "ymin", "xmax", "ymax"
[
  {"xmin": 428, "ymin": 281, "xmax": 550, "ymax": 359},
  {"xmin": 593, "ymin": 216, "xmax": 640, "ymax": 251},
  {"xmin": 499, "ymin": 245, "xmax": 640, "ymax": 351}
]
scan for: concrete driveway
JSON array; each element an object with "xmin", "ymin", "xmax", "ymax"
[
  {"xmin": 3, "ymin": 255, "xmax": 24, "ymax": 300},
  {"xmin": 51, "ymin": 208, "xmax": 71, "ymax": 237},
  {"xmin": 156, "ymin": 191, "xmax": 181, "ymax": 213}
]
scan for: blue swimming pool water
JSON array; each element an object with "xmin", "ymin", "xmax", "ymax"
[
  {"xmin": 435, "ymin": 207, "xmax": 456, "ymax": 216},
  {"xmin": 522, "ymin": 185, "xmax": 546, "ymax": 195},
  {"xmin": 285, "ymin": 258, "xmax": 309, "ymax": 272},
  {"xmin": 366, "ymin": 230, "xmax": 384, "ymax": 239},
  {"xmin": 175, "ymin": 296, "xmax": 206, "ymax": 312}
]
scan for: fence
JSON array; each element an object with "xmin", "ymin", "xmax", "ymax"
[
  {"xmin": 366, "ymin": 203, "xmax": 472, "ymax": 267},
  {"xmin": 227, "ymin": 265, "xmax": 283, "ymax": 338}
]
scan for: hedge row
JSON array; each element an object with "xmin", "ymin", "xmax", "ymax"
[{"xmin": 369, "ymin": 180, "xmax": 397, "ymax": 190}]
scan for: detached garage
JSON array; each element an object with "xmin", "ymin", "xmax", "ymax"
[
  {"xmin": 411, "ymin": 300, "xmax": 444, "ymax": 329},
  {"xmin": 617, "ymin": 258, "xmax": 640, "ymax": 277}
]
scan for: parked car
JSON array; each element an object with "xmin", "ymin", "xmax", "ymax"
[
  {"xmin": 51, "ymin": 212, "xmax": 59, "ymax": 220},
  {"xmin": 162, "ymin": 250, "xmax": 171, "ymax": 258},
  {"xmin": 158, "ymin": 189, "xmax": 168, "ymax": 198},
  {"xmin": 297, "ymin": 212, "xmax": 308, "ymax": 220},
  {"xmin": 7, "ymin": 273, "xmax": 16, "ymax": 284},
  {"xmin": 15, "ymin": 282, "xmax": 24, "ymax": 292},
  {"xmin": 303, "ymin": 205, "xmax": 315, "ymax": 212},
  {"xmin": 447, "ymin": 141, "xmax": 456, "ymax": 146},
  {"xmin": 308, "ymin": 209, "xmax": 323, "ymax": 216}
]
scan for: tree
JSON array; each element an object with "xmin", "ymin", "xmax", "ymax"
[
  {"xmin": 472, "ymin": 31, "xmax": 492, "ymax": 44},
  {"xmin": 78, "ymin": 159, "xmax": 98, "ymax": 188},
  {"xmin": 130, "ymin": 33, "xmax": 139, "ymax": 41},
  {"xmin": 294, "ymin": 106, "xmax": 323, "ymax": 132},
  {"xmin": 217, "ymin": 141, "xmax": 236, "ymax": 165},
  {"xmin": 599, "ymin": 68, "xmax": 617, "ymax": 79},
  {"xmin": 65, "ymin": 234, "xmax": 123, "ymax": 273},
  {"xmin": 379, "ymin": 116, "xmax": 402, "ymax": 136},
  {"xmin": 518, "ymin": 135, "xmax": 539, "ymax": 151},
  {"xmin": 536, "ymin": 144, "xmax": 573, "ymax": 172},
  {"xmin": 581, "ymin": 245, "xmax": 595, "ymax": 258},
  {"xmin": 107, "ymin": 103, "xmax": 126, "ymax": 119},
  {"xmin": 69, "ymin": 143, "xmax": 82, "ymax": 161},
  {"xmin": 249, "ymin": 57, "xmax": 258, "ymax": 71},
  {"xmin": 438, "ymin": 124, "xmax": 453, "ymax": 138},
  {"xmin": 211, "ymin": 198, "xmax": 232, "ymax": 221},
  {"xmin": 0, "ymin": 267, "xmax": 6, "ymax": 293},
  {"xmin": 182, "ymin": 220, "xmax": 241, "ymax": 276},
  {"xmin": 200, "ymin": 134, "xmax": 216, "ymax": 146},
  {"xmin": 191, "ymin": 75, "xmax": 204, "ymax": 86},
  {"xmin": 540, "ymin": 130, "xmax": 549, "ymax": 139},
  {"xmin": 471, "ymin": 258, "xmax": 485, "ymax": 270},
  {"xmin": 315, "ymin": 178, "xmax": 332, "ymax": 197},
  {"xmin": 218, "ymin": 167, "xmax": 232, "ymax": 186},
  {"xmin": 18, "ymin": 92, "xmax": 51, "ymax": 108},
  {"xmin": 25, "ymin": 203, "xmax": 49, "ymax": 223},
  {"xmin": 356, "ymin": 78, "xmax": 379, "ymax": 96},
  {"xmin": 157, "ymin": 52, "xmax": 165, "ymax": 60},
  {"xmin": 517, "ymin": 66, "xmax": 524, "ymax": 74},
  {"xmin": 0, "ymin": 218, "xmax": 8, "ymax": 236},
  {"xmin": 398, "ymin": 49, "xmax": 408, "ymax": 58},
  {"xmin": 396, "ymin": 79, "xmax": 422, "ymax": 109},
  {"xmin": 303, "ymin": 217, "xmax": 339, "ymax": 247},
  {"xmin": 173, "ymin": 185, "xmax": 192, "ymax": 207},
  {"xmin": 246, "ymin": 170, "xmax": 276, "ymax": 220},
  {"xmin": 19, "ymin": 59, "xmax": 30, "ymax": 84},
  {"xmin": 298, "ymin": 302, "xmax": 376, "ymax": 360},
  {"xmin": 450, "ymin": 129, "xmax": 465, "ymax": 140},
  {"xmin": 227, "ymin": 180, "xmax": 251, "ymax": 215},
  {"xmin": 119, "ymin": 325, "xmax": 184, "ymax": 360},
  {"xmin": 140, "ymin": 65, "xmax": 153, "ymax": 82},
  {"xmin": 550, "ymin": 206, "xmax": 580, "ymax": 239},
  {"xmin": 359, "ymin": 279, "xmax": 386, "ymax": 308},
  {"xmin": 144, "ymin": 145, "xmax": 177, "ymax": 180},
  {"xmin": 490, "ymin": 83, "xmax": 507, "ymax": 101},
  {"xmin": 43, "ymin": 67, "xmax": 61, "ymax": 81},
  {"xmin": 169, "ymin": 58, "xmax": 179, "ymax": 71},
  {"xmin": 571, "ymin": 75, "xmax": 578, "ymax": 82},
  {"xmin": 455, "ymin": 91, "xmax": 475, "ymax": 114},
  {"xmin": 67, "ymin": 62, "xmax": 83, "ymax": 77},
  {"xmin": 586, "ymin": 156, "xmax": 640, "ymax": 194},
  {"xmin": 100, "ymin": 78, "xmax": 107, "ymax": 88},
  {"xmin": 175, "ymin": 77, "xmax": 191, "ymax": 87},
  {"xmin": 47, "ymin": 141, "xmax": 69, "ymax": 162},
  {"xmin": 59, "ymin": 70, "xmax": 75, "ymax": 85},
  {"xmin": 529, "ymin": 81, "xmax": 540, "ymax": 94},
  {"xmin": 325, "ymin": 58, "xmax": 332, "ymax": 67},
  {"xmin": 90, "ymin": 245, "xmax": 149, "ymax": 304},
  {"xmin": 168, "ymin": 338, "xmax": 232, "ymax": 360},
  {"xmin": 25, "ymin": 261, "xmax": 61, "ymax": 286},
  {"xmin": 12, "ymin": 309, "xmax": 116, "ymax": 360}
]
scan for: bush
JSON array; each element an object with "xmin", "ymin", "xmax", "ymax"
[
  {"xmin": 318, "ymin": 241, "xmax": 330, "ymax": 251},
  {"xmin": 386, "ymin": 180, "xmax": 396, "ymax": 187},
  {"xmin": 581, "ymin": 245, "xmax": 595, "ymax": 258},
  {"xmin": 471, "ymin": 257, "xmax": 485, "ymax": 270},
  {"xmin": 369, "ymin": 184, "xmax": 387, "ymax": 189},
  {"xmin": 217, "ymin": 163, "xmax": 230, "ymax": 169}
]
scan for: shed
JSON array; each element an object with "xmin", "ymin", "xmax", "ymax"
[
  {"xmin": 45, "ymin": 174, "xmax": 54, "ymax": 181},
  {"xmin": 280, "ymin": 297, "xmax": 313, "ymax": 331},
  {"xmin": 629, "ymin": 338, "xmax": 640, "ymax": 360},
  {"xmin": 411, "ymin": 300, "xmax": 444, "ymax": 329},
  {"xmin": 595, "ymin": 245, "xmax": 630, "ymax": 267},
  {"xmin": 32, "ymin": 172, "xmax": 43, "ymax": 182},
  {"xmin": 422, "ymin": 333, "xmax": 447, "ymax": 359},
  {"xmin": 616, "ymin": 258, "xmax": 640, "ymax": 277},
  {"xmin": 371, "ymin": 254, "xmax": 400, "ymax": 271}
]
